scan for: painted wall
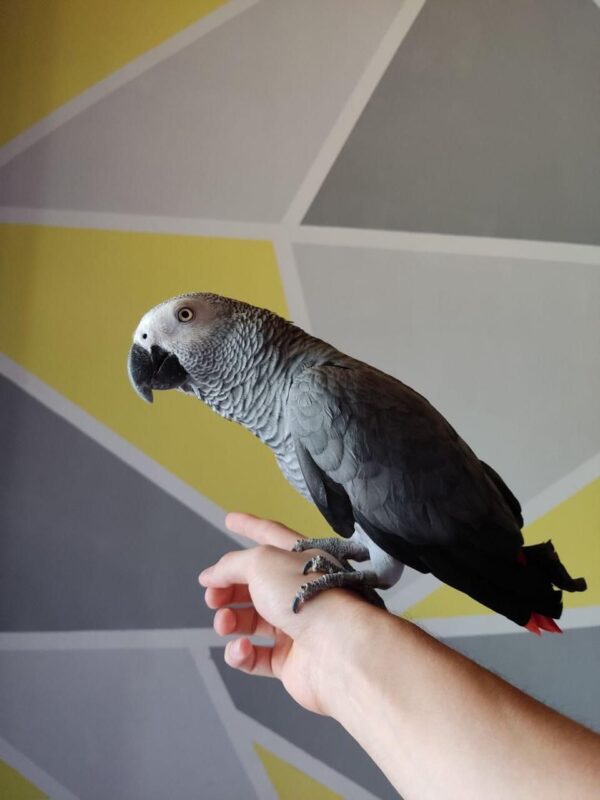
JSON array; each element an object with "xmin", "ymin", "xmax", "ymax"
[{"xmin": 1, "ymin": 2, "xmax": 599, "ymax": 798}]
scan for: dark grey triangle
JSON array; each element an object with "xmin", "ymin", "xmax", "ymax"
[
  {"xmin": 304, "ymin": 0, "xmax": 600, "ymax": 246},
  {"xmin": 0, "ymin": 375, "xmax": 238, "ymax": 631}
]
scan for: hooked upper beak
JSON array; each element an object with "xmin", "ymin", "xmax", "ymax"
[{"xmin": 127, "ymin": 343, "xmax": 189, "ymax": 403}]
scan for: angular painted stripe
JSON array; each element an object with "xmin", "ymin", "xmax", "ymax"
[
  {"xmin": 0, "ymin": 223, "xmax": 329, "ymax": 539},
  {"xmin": 0, "ymin": 353, "xmax": 242, "ymax": 545},
  {"xmin": 0, "ymin": 648, "xmax": 258, "ymax": 800},
  {"xmin": 0, "ymin": 0, "xmax": 229, "ymax": 148},
  {"xmin": 255, "ymin": 744, "xmax": 342, "ymax": 800},
  {"xmin": 0, "ymin": 630, "xmax": 223, "ymax": 651},
  {"xmin": 0, "ymin": 1, "xmax": 400, "ymax": 222},
  {"xmin": 283, "ymin": 0, "xmax": 427, "ymax": 227},
  {"xmin": 304, "ymin": 0, "xmax": 600, "ymax": 246},
  {"xmin": 0, "ymin": 758, "xmax": 46, "ymax": 800},
  {"xmin": 0, "ymin": 738, "xmax": 79, "ymax": 800},
  {"xmin": 0, "ymin": 375, "xmax": 237, "ymax": 631},
  {"xmin": 211, "ymin": 648, "xmax": 399, "ymax": 800},
  {"xmin": 294, "ymin": 225, "xmax": 600, "ymax": 266},
  {"xmin": 198, "ymin": 653, "xmax": 380, "ymax": 800}
]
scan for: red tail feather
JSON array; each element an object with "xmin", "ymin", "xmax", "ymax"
[
  {"xmin": 520, "ymin": 551, "xmax": 563, "ymax": 634},
  {"xmin": 532, "ymin": 613, "xmax": 562, "ymax": 634},
  {"xmin": 525, "ymin": 616, "xmax": 541, "ymax": 635}
]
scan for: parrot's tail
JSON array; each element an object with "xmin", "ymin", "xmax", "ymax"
[
  {"xmin": 519, "ymin": 541, "xmax": 586, "ymax": 635},
  {"xmin": 519, "ymin": 541, "xmax": 587, "ymax": 592},
  {"xmin": 422, "ymin": 539, "xmax": 586, "ymax": 634}
]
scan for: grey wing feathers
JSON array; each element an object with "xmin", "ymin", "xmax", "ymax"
[{"xmin": 288, "ymin": 361, "xmax": 523, "ymax": 562}]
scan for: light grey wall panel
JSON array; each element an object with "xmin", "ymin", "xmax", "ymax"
[
  {"xmin": 294, "ymin": 243, "xmax": 600, "ymax": 502},
  {"xmin": 0, "ymin": 0, "xmax": 399, "ymax": 221},
  {"xmin": 0, "ymin": 648, "xmax": 257, "ymax": 800}
]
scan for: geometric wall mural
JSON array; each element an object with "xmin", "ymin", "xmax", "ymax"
[
  {"xmin": 1, "ymin": 1, "xmax": 599, "ymax": 797},
  {"xmin": 213, "ymin": 648, "xmax": 403, "ymax": 800},
  {"xmin": 293, "ymin": 244, "xmax": 600, "ymax": 504},
  {"xmin": 0, "ymin": 0, "xmax": 228, "ymax": 146},
  {"xmin": 0, "ymin": 648, "xmax": 260, "ymax": 800},
  {"xmin": 304, "ymin": 0, "xmax": 600, "ymax": 246},
  {"xmin": 0, "ymin": 0, "xmax": 400, "ymax": 220},
  {"xmin": 254, "ymin": 745, "xmax": 343, "ymax": 800},
  {"xmin": 0, "ymin": 376, "xmax": 240, "ymax": 632},
  {"xmin": 0, "ymin": 758, "xmax": 45, "ymax": 800},
  {"xmin": 0, "ymin": 223, "xmax": 328, "ymax": 535}
]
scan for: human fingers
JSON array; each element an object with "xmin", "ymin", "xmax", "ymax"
[
  {"xmin": 204, "ymin": 584, "xmax": 251, "ymax": 609},
  {"xmin": 198, "ymin": 548, "xmax": 258, "ymax": 588},
  {"xmin": 224, "ymin": 637, "xmax": 288, "ymax": 679},
  {"xmin": 213, "ymin": 606, "xmax": 276, "ymax": 639},
  {"xmin": 199, "ymin": 544, "xmax": 302, "ymax": 590},
  {"xmin": 200, "ymin": 545, "xmax": 335, "ymax": 640},
  {"xmin": 225, "ymin": 512, "xmax": 306, "ymax": 550}
]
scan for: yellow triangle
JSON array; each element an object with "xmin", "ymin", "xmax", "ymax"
[
  {"xmin": 0, "ymin": 0, "xmax": 227, "ymax": 145},
  {"xmin": 0, "ymin": 759, "xmax": 46, "ymax": 800},
  {"xmin": 254, "ymin": 744, "xmax": 343, "ymax": 800},
  {"xmin": 407, "ymin": 477, "xmax": 600, "ymax": 619},
  {"xmin": 0, "ymin": 224, "xmax": 330, "ymax": 539}
]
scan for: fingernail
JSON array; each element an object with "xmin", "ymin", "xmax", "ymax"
[
  {"xmin": 224, "ymin": 640, "xmax": 236, "ymax": 664},
  {"xmin": 198, "ymin": 567, "xmax": 211, "ymax": 583}
]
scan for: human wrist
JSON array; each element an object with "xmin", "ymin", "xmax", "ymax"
[{"xmin": 299, "ymin": 591, "xmax": 390, "ymax": 719}]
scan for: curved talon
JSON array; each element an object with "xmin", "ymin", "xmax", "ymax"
[
  {"xmin": 292, "ymin": 570, "xmax": 389, "ymax": 614},
  {"xmin": 292, "ymin": 585, "xmax": 308, "ymax": 614}
]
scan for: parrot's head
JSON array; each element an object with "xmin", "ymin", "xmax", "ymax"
[{"xmin": 127, "ymin": 292, "xmax": 235, "ymax": 403}]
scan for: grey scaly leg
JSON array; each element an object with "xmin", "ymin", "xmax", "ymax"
[{"xmin": 292, "ymin": 568, "xmax": 387, "ymax": 613}]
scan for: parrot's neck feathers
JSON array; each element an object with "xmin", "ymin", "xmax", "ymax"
[{"xmin": 187, "ymin": 311, "xmax": 335, "ymax": 447}]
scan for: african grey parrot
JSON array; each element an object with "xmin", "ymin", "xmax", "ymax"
[{"xmin": 127, "ymin": 292, "xmax": 586, "ymax": 633}]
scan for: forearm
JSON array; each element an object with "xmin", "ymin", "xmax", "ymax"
[{"xmin": 316, "ymin": 602, "xmax": 600, "ymax": 800}]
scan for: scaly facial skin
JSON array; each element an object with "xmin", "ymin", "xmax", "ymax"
[{"xmin": 127, "ymin": 293, "xmax": 231, "ymax": 403}]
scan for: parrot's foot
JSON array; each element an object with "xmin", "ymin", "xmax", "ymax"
[
  {"xmin": 292, "ymin": 536, "xmax": 370, "ymax": 565},
  {"xmin": 292, "ymin": 569, "xmax": 387, "ymax": 613},
  {"xmin": 302, "ymin": 554, "xmax": 351, "ymax": 576}
]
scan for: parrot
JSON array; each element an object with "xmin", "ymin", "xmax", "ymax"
[{"xmin": 127, "ymin": 292, "xmax": 587, "ymax": 633}]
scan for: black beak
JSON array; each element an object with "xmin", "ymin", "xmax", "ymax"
[{"xmin": 127, "ymin": 343, "xmax": 189, "ymax": 403}]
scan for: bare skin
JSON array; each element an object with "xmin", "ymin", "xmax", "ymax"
[{"xmin": 199, "ymin": 513, "xmax": 600, "ymax": 800}]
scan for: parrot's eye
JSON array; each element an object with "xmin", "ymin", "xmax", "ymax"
[{"xmin": 177, "ymin": 307, "xmax": 194, "ymax": 322}]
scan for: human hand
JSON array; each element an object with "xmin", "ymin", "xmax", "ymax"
[{"xmin": 199, "ymin": 513, "xmax": 370, "ymax": 715}]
